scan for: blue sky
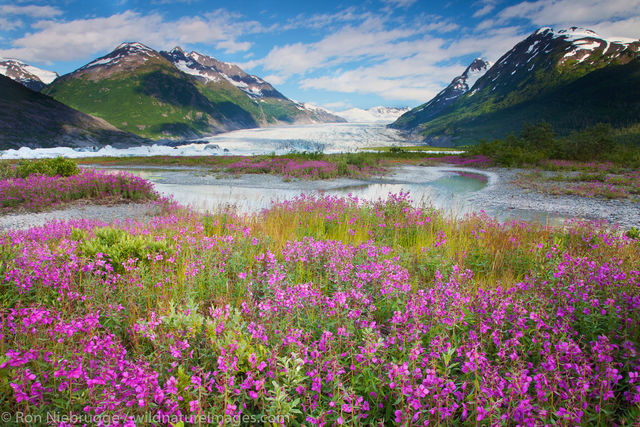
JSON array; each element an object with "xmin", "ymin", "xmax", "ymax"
[{"xmin": 1, "ymin": 0, "xmax": 639, "ymax": 110}]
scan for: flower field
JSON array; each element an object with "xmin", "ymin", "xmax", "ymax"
[
  {"xmin": 1, "ymin": 191, "xmax": 640, "ymax": 425},
  {"xmin": 0, "ymin": 169, "xmax": 158, "ymax": 213}
]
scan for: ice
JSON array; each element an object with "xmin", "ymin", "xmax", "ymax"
[
  {"xmin": 464, "ymin": 64, "xmax": 491, "ymax": 90},
  {"xmin": 0, "ymin": 123, "xmax": 414, "ymax": 159},
  {"xmin": 335, "ymin": 107, "xmax": 410, "ymax": 123},
  {"xmin": 553, "ymin": 27, "xmax": 637, "ymax": 47},
  {"xmin": 84, "ymin": 57, "xmax": 119, "ymax": 68},
  {"xmin": 195, "ymin": 123, "xmax": 411, "ymax": 155},
  {"xmin": 572, "ymin": 41, "xmax": 602, "ymax": 50},
  {"xmin": 555, "ymin": 27, "xmax": 599, "ymax": 42}
]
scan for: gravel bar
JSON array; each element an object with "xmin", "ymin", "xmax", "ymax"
[
  {"xmin": 466, "ymin": 167, "xmax": 640, "ymax": 229},
  {"xmin": 0, "ymin": 202, "xmax": 158, "ymax": 231}
]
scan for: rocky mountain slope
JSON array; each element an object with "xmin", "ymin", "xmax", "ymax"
[
  {"xmin": 0, "ymin": 74, "xmax": 148, "ymax": 150},
  {"xmin": 391, "ymin": 59, "xmax": 490, "ymax": 130},
  {"xmin": 391, "ymin": 27, "xmax": 640, "ymax": 146},
  {"xmin": 0, "ymin": 58, "xmax": 58, "ymax": 91},
  {"xmin": 43, "ymin": 43, "xmax": 343, "ymax": 140}
]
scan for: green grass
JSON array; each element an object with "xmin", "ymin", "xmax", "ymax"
[{"xmin": 76, "ymin": 150, "xmax": 461, "ymax": 174}]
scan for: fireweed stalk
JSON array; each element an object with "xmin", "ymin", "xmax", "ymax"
[
  {"xmin": 0, "ymin": 191, "xmax": 639, "ymax": 425},
  {"xmin": 0, "ymin": 169, "xmax": 158, "ymax": 212}
]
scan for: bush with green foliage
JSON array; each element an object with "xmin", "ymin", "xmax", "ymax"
[
  {"xmin": 15, "ymin": 157, "xmax": 80, "ymax": 178},
  {"xmin": 74, "ymin": 227, "xmax": 174, "ymax": 274}
]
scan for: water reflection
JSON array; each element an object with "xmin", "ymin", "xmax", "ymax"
[{"xmin": 94, "ymin": 164, "xmax": 568, "ymax": 225}]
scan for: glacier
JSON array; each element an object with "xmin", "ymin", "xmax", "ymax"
[{"xmin": 0, "ymin": 123, "xmax": 414, "ymax": 159}]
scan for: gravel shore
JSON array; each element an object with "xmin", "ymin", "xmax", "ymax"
[
  {"xmin": 0, "ymin": 202, "xmax": 158, "ymax": 231},
  {"xmin": 466, "ymin": 167, "xmax": 640, "ymax": 229}
]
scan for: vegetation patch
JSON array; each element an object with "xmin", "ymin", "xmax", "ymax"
[
  {"xmin": 1, "ymin": 192, "xmax": 639, "ymax": 424},
  {"xmin": 0, "ymin": 158, "xmax": 158, "ymax": 213}
]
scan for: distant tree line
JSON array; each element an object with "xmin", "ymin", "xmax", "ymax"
[{"xmin": 468, "ymin": 122, "xmax": 640, "ymax": 166}]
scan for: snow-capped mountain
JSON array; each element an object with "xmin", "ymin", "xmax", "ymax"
[
  {"xmin": 399, "ymin": 58, "xmax": 491, "ymax": 125},
  {"xmin": 295, "ymin": 103, "xmax": 346, "ymax": 123},
  {"xmin": 0, "ymin": 58, "xmax": 58, "ymax": 91},
  {"xmin": 391, "ymin": 26, "xmax": 640, "ymax": 146},
  {"xmin": 43, "ymin": 41, "xmax": 344, "ymax": 140},
  {"xmin": 336, "ymin": 106, "xmax": 411, "ymax": 123},
  {"xmin": 68, "ymin": 42, "xmax": 164, "ymax": 80},
  {"xmin": 160, "ymin": 47, "xmax": 287, "ymax": 100},
  {"xmin": 472, "ymin": 26, "xmax": 639, "ymax": 95}
]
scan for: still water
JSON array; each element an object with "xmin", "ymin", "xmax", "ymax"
[{"xmin": 95, "ymin": 164, "xmax": 566, "ymax": 225}]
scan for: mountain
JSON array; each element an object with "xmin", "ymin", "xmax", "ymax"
[
  {"xmin": 392, "ymin": 59, "xmax": 491, "ymax": 130},
  {"xmin": 43, "ymin": 42, "xmax": 343, "ymax": 140},
  {"xmin": 0, "ymin": 74, "xmax": 148, "ymax": 150},
  {"xmin": 159, "ymin": 47, "xmax": 345, "ymax": 126},
  {"xmin": 336, "ymin": 106, "xmax": 412, "ymax": 123},
  {"xmin": 160, "ymin": 47, "xmax": 287, "ymax": 100},
  {"xmin": 0, "ymin": 58, "xmax": 58, "ymax": 91},
  {"xmin": 391, "ymin": 27, "xmax": 640, "ymax": 146}
]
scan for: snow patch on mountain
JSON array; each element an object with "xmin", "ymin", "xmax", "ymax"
[
  {"xmin": 413, "ymin": 58, "xmax": 492, "ymax": 114},
  {"xmin": 160, "ymin": 47, "xmax": 287, "ymax": 100}
]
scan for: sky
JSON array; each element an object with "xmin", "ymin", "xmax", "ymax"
[{"xmin": 1, "ymin": 0, "xmax": 639, "ymax": 111}]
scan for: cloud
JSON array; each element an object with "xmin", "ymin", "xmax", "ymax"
[
  {"xmin": 280, "ymin": 8, "xmax": 364, "ymax": 31},
  {"xmin": 0, "ymin": 10, "xmax": 261, "ymax": 62},
  {"xmin": 257, "ymin": 17, "xmax": 420, "ymax": 77},
  {"xmin": 322, "ymin": 101, "xmax": 352, "ymax": 110},
  {"xmin": 262, "ymin": 74, "xmax": 286, "ymax": 85},
  {"xmin": 496, "ymin": 0, "xmax": 640, "ymax": 37},
  {"xmin": 382, "ymin": 0, "xmax": 418, "ymax": 8},
  {"xmin": 590, "ymin": 16, "xmax": 640, "ymax": 40},
  {"xmin": 473, "ymin": 4, "xmax": 495, "ymax": 17},
  {"xmin": 246, "ymin": 8, "xmax": 527, "ymax": 103},
  {"xmin": 301, "ymin": 66, "xmax": 455, "ymax": 102},
  {"xmin": 0, "ymin": 4, "xmax": 62, "ymax": 18},
  {"xmin": 0, "ymin": 17, "xmax": 24, "ymax": 31}
]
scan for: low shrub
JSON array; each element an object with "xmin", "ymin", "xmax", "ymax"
[{"xmin": 16, "ymin": 157, "xmax": 80, "ymax": 178}]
